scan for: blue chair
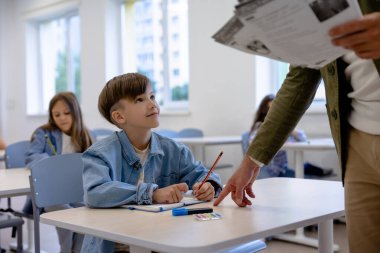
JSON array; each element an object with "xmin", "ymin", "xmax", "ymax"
[
  {"xmin": 92, "ymin": 128, "xmax": 114, "ymax": 141},
  {"xmin": 225, "ymin": 239, "xmax": 266, "ymax": 253},
  {"xmin": 29, "ymin": 153, "xmax": 84, "ymax": 253},
  {"xmin": 177, "ymin": 128, "xmax": 203, "ymax": 138},
  {"xmin": 4, "ymin": 140, "xmax": 29, "ymax": 169},
  {"xmin": 154, "ymin": 129, "xmax": 179, "ymax": 138}
]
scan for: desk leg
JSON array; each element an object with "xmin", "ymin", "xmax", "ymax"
[
  {"xmin": 318, "ymin": 219, "xmax": 334, "ymax": 253},
  {"xmin": 130, "ymin": 245, "xmax": 151, "ymax": 253},
  {"xmin": 273, "ymin": 228, "xmax": 339, "ymax": 251},
  {"xmin": 294, "ymin": 150, "xmax": 304, "ymax": 178},
  {"xmin": 273, "ymin": 151, "xmax": 340, "ymax": 251}
]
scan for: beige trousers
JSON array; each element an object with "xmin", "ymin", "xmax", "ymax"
[{"xmin": 345, "ymin": 127, "xmax": 380, "ymax": 253}]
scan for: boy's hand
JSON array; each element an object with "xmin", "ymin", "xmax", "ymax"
[
  {"xmin": 193, "ymin": 182, "xmax": 215, "ymax": 201},
  {"xmin": 152, "ymin": 183, "xmax": 188, "ymax": 204}
]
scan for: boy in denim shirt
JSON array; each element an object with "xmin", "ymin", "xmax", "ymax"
[{"xmin": 81, "ymin": 73, "xmax": 222, "ymax": 253}]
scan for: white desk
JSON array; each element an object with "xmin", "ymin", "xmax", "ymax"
[
  {"xmin": 41, "ymin": 178, "xmax": 344, "ymax": 253},
  {"xmin": 278, "ymin": 138, "xmax": 338, "ymax": 249},
  {"xmin": 0, "ymin": 168, "xmax": 37, "ymax": 253},
  {"xmin": 174, "ymin": 136, "xmax": 242, "ymax": 162},
  {"xmin": 282, "ymin": 138, "xmax": 336, "ymax": 178},
  {"xmin": 0, "ymin": 168, "xmax": 30, "ymax": 198}
]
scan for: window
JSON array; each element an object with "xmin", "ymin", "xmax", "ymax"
[
  {"xmin": 121, "ymin": 0, "xmax": 189, "ymax": 110},
  {"xmin": 26, "ymin": 12, "xmax": 81, "ymax": 115},
  {"xmin": 274, "ymin": 61, "xmax": 325, "ymax": 101},
  {"xmin": 255, "ymin": 56, "xmax": 325, "ymax": 109}
]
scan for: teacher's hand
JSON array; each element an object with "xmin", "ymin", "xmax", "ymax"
[
  {"xmin": 213, "ymin": 156, "xmax": 260, "ymax": 207},
  {"xmin": 329, "ymin": 12, "xmax": 380, "ymax": 59}
]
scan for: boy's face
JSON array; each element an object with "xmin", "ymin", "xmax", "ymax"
[{"xmin": 113, "ymin": 84, "xmax": 160, "ymax": 131}]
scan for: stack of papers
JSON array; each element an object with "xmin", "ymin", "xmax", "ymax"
[{"xmin": 213, "ymin": 0, "xmax": 362, "ymax": 69}]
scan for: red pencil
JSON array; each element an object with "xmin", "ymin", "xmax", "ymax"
[{"xmin": 198, "ymin": 151, "xmax": 224, "ymax": 190}]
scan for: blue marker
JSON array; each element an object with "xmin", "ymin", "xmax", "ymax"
[{"xmin": 172, "ymin": 207, "xmax": 213, "ymax": 216}]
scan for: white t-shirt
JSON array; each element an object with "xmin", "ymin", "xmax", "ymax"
[
  {"xmin": 61, "ymin": 132, "xmax": 76, "ymax": 154},
  {"xmin": 343, "ymin": 52, "xmax": 380, "ymax": 135},
  {"xmin": 133, "ymin": 144, "xmax": 150, "ymax": 184}
]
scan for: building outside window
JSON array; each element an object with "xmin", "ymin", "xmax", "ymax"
[{"xmin": 121, "ymin": 0, "xmax": 189, "ymax": 110}]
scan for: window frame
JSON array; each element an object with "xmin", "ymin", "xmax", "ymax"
[
  {"xmin": 254, "ymin": 56, "xmax": 326, "ymax": 114},
  {"xmin": 25, "ymin": 9, "xmax": 80, "ymax": 116}
]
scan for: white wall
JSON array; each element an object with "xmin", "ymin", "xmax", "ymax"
[{"xmin": 0, "ymin": 0, "xmax": 338, "ymax": 180}]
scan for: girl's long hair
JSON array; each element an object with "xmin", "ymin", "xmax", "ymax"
[
  {"xmin": 249, "ymin": 94, "xmax": 275, "ymax": 135},
  {"xmin": 40, "ymin": 92, "xmax": 93, "ymax": 152}
]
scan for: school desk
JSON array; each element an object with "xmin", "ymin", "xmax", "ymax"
[
  {"xmin": 174, "ymin": 136, "xmax": 242, "ymax": 163},
  {"xmin": 279, "ymin": 138, "xmax": 339, "ymax": 250},
  {"xmin": 0, "ymin": 168, "xmax": 37, "ymax": 253},
  {"xmin": 0, "ymin": 168, "xmax": 30, "ymax": 198},
  {"xmin": 40, "ymin": 178, "xmax": 344, "ymax": 253},
  {"xmin": 283, "ymin": 138, "xmax": 336, "ymax": 178}
]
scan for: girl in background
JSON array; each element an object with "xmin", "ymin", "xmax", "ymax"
[
  {"xmin": 25, "ymin": 91, "xmax": 93, "ymax": 253},
  {"xmin": 248, "ymin": 94, "xmax": 307, "ymax": 178},
  {"xmin": 26, "ymin": 92, "xmax": 93, "ymax": 166}
]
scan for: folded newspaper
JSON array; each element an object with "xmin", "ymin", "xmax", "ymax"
[{"xmin": 213, "ymin": 0, "xmax": 363, "ymax": 69}]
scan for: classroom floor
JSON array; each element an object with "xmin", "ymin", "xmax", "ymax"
[{"xmin": 0, "ymin": 196, "xmax": 348, "ymax": 253}]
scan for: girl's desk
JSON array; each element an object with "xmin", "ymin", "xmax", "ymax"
[{"xmin": 40, "ymin": 178, "xmax": 344, "ymax": 253}]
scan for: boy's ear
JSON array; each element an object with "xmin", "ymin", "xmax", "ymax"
[{"xmin": 111, "ymin": 110, "xmax": 126, "ymax": 125}]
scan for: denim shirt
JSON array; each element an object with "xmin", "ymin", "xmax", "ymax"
[
  {"xmin": 83, "ymin": 130, "xmax": 222, "ymax": 207},
  {"xmin": 25, "ymin": 127, "xmax": 63, "ymax": 167},
  {"xmin": 81, "ymin": 130, "xmax": 222, "ymax": 253}
]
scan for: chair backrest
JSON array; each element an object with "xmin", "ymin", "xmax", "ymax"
[
  {"xmin": 177, "ymin": 128, "xmax": 203, "ymax": 138},
  {"xmin": 241, "ymin": 131, "xmax": 250, "ymax": 154},
  {"xmin": 5, "ymin": 140, "xmax": 29, "ymax": 168},
  {"xmin": 30, "ymin": 153, "xmax": 84, "ymax": 209},
  {"xmin": 29, "ymin": 153, "xmax": 84, "ymax": 253},
  {"xmin": 154, "ymin": 129, "xmax": 179, "ymax": 138},
  {"xmin": 92, "ymin": 128, "xmax": 114, "ymax": 141}
]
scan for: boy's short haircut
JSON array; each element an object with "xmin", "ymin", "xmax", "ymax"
[{"xmin": 98, "ymin": 73, "xmax": 150, "ymax": 124}]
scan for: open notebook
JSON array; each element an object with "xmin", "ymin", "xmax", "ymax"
[{"xmin": 122, "ymin": 191, "xmax": 204, "ymax": 212}]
